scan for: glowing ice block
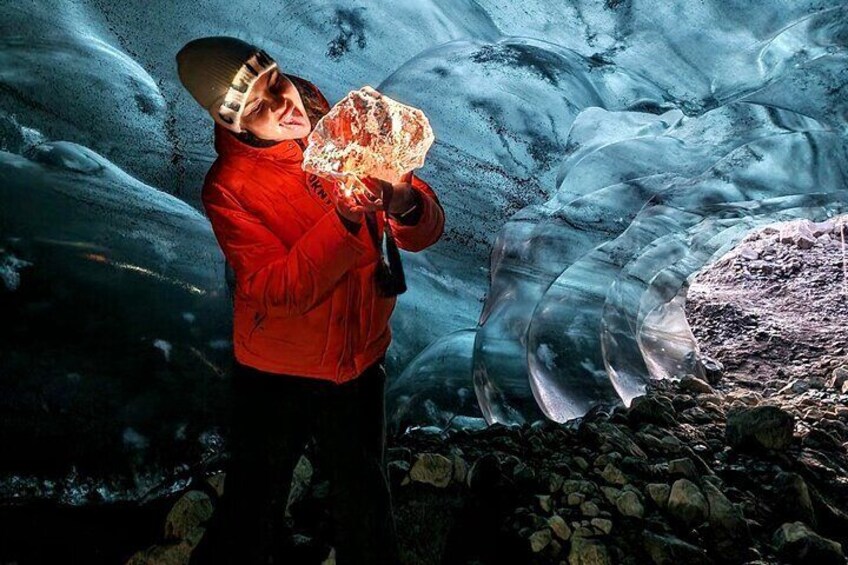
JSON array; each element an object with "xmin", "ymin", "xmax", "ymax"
[{"xmin": 302, "ymin": 85, "xmax": 434, "ymax": 193}]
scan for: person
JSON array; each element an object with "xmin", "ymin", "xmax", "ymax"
[{"xmin": 175, "ymin": 36, "xmax": 445, "ymax": 564}]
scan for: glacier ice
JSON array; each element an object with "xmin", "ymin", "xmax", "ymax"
[
  {"xmin": 0, "ymin": 140, "xmax": 232, "ymax": 502},
  {"xmin": 1, "ymin": 0, "xmax": 847, "ymax": 501}
]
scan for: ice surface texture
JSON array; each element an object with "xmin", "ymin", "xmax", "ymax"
[
  {"xmin": 1, "ymin": 0, "xmax": 847, "ymax": 500},
  {"xmin": 302, "ymin": 86, "xmax": 434, "ymax": 187}
]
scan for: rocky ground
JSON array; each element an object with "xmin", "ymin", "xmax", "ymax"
[
  {"xmin": 687, "ymin": 216, "xmax": 847, "ymax": 390},
  {"xmin": 124, "ymin": 363, "xmax": 848, "ymax": 565},
  {"xmin": 119, "ymin": 218, "xmax": 848, "ymax": 565}
]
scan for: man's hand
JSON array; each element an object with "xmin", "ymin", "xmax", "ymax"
[
  {"xmin": 362, "ymin": 176, "xmax": 418, "ymax": 215},
  {"xmin": 334, "ymin": 180, "xmax": 383, "ymax": 223}
]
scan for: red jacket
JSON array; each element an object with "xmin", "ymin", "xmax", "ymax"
[{"xmin": 201, "ymin": 84, "xmax": 445, "ymax": 384}]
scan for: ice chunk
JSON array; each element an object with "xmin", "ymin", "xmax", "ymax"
[{"xmin": 302, "ymin": 86, "xmax": 434, "ymax": 190}]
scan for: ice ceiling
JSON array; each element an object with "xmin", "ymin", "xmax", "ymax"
[{"xmin": 0, "ymin": 0, "xmax": 846, "ymax": 501}]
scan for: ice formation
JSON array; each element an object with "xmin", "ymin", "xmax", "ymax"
[
  {"xmin": 302, "ymin": 85, "xmax": 434, "ymax": 189},
  {"xmin": 1, "ymin": 0, "xmax": 847, "ymax": 501}
]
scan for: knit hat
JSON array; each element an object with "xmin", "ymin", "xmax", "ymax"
[{"xmin": 176, "ymin": 36, "xmax": 278, "ymax": 133}]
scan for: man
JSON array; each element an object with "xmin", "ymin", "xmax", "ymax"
[{"xmin": 175, "ymin": 36, "xmax": 445, "ymax": 564}]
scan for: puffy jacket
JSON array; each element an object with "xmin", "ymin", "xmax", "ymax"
[{"xmin": 201, "ymin": 81, "xmax": 445, "ymax": 384}]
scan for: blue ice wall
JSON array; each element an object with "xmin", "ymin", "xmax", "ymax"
[{"xmin": 0, "ymin": 0, "xmax": 846, "ymax": 502}]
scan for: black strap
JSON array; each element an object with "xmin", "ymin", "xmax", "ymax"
[{"xmin": 363, "ymin": 184, "xmax": 407, "ymax": 297}]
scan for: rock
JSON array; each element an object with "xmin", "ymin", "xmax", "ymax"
[
  {"xmin": 580, "ymin": 501, "xmax": 601, "ymax": 517},
  {"xmin": 811, "ymin": 219, "xmax": 835, "ymax": 236},
  {"xmin": 774, "ymin": 472, "xmax": 816, "ymax": 527},
  {"xmin": 726, "ymin": 405, "xmax": 794, "ymax": 451},
  {"xmin": 164, "ymin": 490, "xmax": 214, "ymax": 541},
  {"xmin": 529, "ymin": 528, "xmax": 552, "ymax": 552},
  {"xmin": 548, "ymin": 515, "xmax": 572, "ymax": 541},
  {"xmin": 591, "ymin": 518, "xmax": 613, "ymax": 535},
  {"xmin": 772, "ymin": 522, "xmax": 844, "ymax": 565},
  {"xmin": 629, "ymin": 395, "xmax": 677, "ymax": 426},
  {"xmin": 702, "ymin": 481, "xmax": 746, "ymax": 533},
  {"xmin": 678, "ymin": 376, "xmax": 714, "ymax": 395},
  {"xmin": 779, "ymin": 221, "xmax": 817, "ymax": 249},
  {"xmin": 549, "ymin": 539, "xmax": 563, "ymax": 557},
  {"xmin": 660, "ymin": 434, "xmax": 683, "ymax": 454},
  {"xmin": 738, "ymin": 245, "xmax": 760, "ymax": 260},
  {"xmin": 667, "ymin": 479, "xmax": 708, "ymax": 527},
  {"xmin": 548, "ymin": 472, "xmax": 565, "ymax": 493},
  {"xmin": 571, "ymin": 521, "xmax": 595, "ymax": 538},
  {"xmin": 568, "ymin": 536, "xmax": 611, "ymax": 565},
  {"xmin": 827, "ymin": 366, "xmax": 848, "ymax": 391},
  {"xmin": 600, "ymin": 463, "xmax": 627, "ymax": 486},
  {"xmin": 563, "ymin": 480, "xmax": 597, "ymax": 496},
  {"xmin": 668, "ymin": 458, "xmax": 698, "ymax": 479},
  {"xmin": 615, "ymin": 490, "xmax": 645, "ymax": 518},
  {"xmin": 646, "ymin": 483, "xmax": 671, "ymax": 509},
  {"xmin": 536, "ymin": 494, "xmax": 553, "ymax": 513},
  {"xmin": 778, "ymin": 380, "xmax": 809, "ymax": 395},
  {"xmin": 409, "ymin": 452, "xmax": 453, "ymax": 487},
  {"xmin": 643, "ymin": 531, "xmax": 711, "ymax": 565},
  {"xmin": 568, "ymin": 493, "xmax": 586, "ymax": 506},
  {"xmin": 702, "ymin": 356, "xmax": 724, "ymax": 385},
  {"xmin": 512, "ymin": 461, "xmax": 536, "ymax": 483},
  {"xmin": 285, "ymin": 455, "xmax": 314, "ymax": 517},
  {"xmin": 796, "ymin": 234, "xmax": 816, "ymax": 249},
  {"xmin": 321, "ymin": 547, "xmax": 336, "ymax": 565},
  {"xmin": 600, "ymin": 486, "xmax": 621, "ymax": 505}
]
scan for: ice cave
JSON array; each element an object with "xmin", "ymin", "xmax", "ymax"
[{"xmin": 1, "ymin": 1, "xmax": 847, "ymax": 563}]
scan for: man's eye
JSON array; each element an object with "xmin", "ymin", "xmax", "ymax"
[{"xmin": 249, "ymin": 102, "xmax": 263, "ymax": 116}]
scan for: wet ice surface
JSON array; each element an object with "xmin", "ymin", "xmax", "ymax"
[{"xmin": 1, "ymin": 0, "xmax": 847, "ymax": 501}]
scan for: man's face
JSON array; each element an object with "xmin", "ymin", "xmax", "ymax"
[{"xmin": 240, "ymin": 68, "xmax": 311, "ymax": 141}]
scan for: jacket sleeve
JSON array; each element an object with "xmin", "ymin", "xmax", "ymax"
[
  {"xmin": 202, "ymin": 180, "xmax": 368, "ymax": 317},
  {"xmin": 387, "ymin": 171, "xmax": 446, "ymax": 252}
]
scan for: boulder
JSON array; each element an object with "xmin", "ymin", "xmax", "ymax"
[
  {"xmin": 164, "ymin": 490, "xmax": 214, "ymax": 542},
  {"xmin": 529, "ymin": 528, "xmax": 552, "ymax": 552},
  {"xmin": 629, "ymin": 395, "xmax": 677, "ymax": 426},
  {"xmin": 646, "ymin": 483, "xmax": 671, "ymax": 509},
  {"xmin": 726, "ymin": 405, "xmax": 794, "ymax": 451},
  {"xmin": 678, "ymin": 376, "xmax": 714, "ymax": 395},
  {"xmin": 774, "ymin": 472, "xmax": 816, "ymax": 526},
  {"xmin": 568, "ymin": 536, "xmax": 611, "ymax": 565},
  {"xmin": 548, "ymin": 515, "xmax": 572, "ymax": 541},
  {"xmin": 409, "ymin": 452, "xmax": 453, "ymax": 488},
  {"xmin": 616, "ymin": 490, "xmax": 645, "ymax": 518},
  {"xmin": 667, "ymin": 479, "xmax": 708, "ymax": 527},
  {"xmin": 668, "ymin": 458, "xmax": 698, "ymax": 479},
  {"xmin": 772, "ymin": 522, "xmax": 844, "ymax": 565}
]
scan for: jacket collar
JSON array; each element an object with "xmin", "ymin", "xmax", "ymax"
[{"xmin": 213, "ymin": 122, "xmax": 307, "ymax": 165}]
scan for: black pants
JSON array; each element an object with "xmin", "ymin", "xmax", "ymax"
[{"xmin": 189, "ymin": 355, "xmax": 400, "ymax": 565}]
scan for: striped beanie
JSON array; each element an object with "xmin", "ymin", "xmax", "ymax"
[{"xmin": 176, "ymin": 36, "xmax": 278, "ymax": 133}]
